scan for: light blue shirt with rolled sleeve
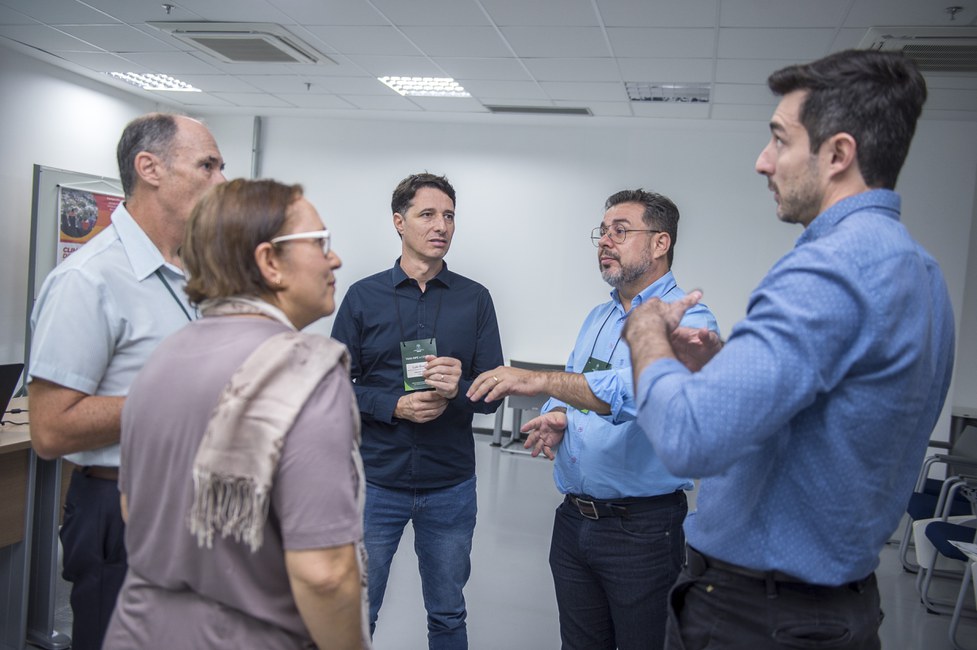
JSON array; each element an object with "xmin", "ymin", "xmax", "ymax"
[
  {"xmin": 543, "ymin": 271, "xmax": 719, "ymax": 500},
  {"xmin": 28, "ymin": 203, "xmax": 195, "ymax": 467}
]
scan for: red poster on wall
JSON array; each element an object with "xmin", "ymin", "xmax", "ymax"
[{"xmin": 57, "ymin": 186, "xmax": 122, "ymax": 264}]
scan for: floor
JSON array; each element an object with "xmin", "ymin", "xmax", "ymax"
[{"xmin": 43, "ymin": 434, "xmax": 976, "ymax": 649}]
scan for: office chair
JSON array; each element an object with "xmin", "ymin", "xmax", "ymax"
[{"xmin": 898, "ymin": 425, "xmax": 977, "ymax": 571}]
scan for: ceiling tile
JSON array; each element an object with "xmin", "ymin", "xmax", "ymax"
[
  {"xmin": 340, "ymin": 94, "xmax": 423, "ymax": 110},
  {"xmin": 715, "ymin": 58, "xmax": 804, "ymax": 84},
  {"xmin": 607, "ymin": 28, "xmax": 716, "ymax": 58},
  {"xmin": 461, "ymin": 79, "xmax": 548, "ymax": 99},
  {"xmin": 173, "ymin": 74, "xmax": 265, "ymax": 93},
  {"xmin": 501, "ymin": 26, "xmax": 609, "ymax": 57},
  {"xmin": 169, "ymin": 0, "xmax": 291, "ymax": 23},
  {"xmin": 57, "ymin": 24, "xmax": 176, "ymax": 52},
  {"xmin": 843, "ymin": 0, "xmax": 975, "ymax": 27},
  {"xmin": 344, "ymin": 55, "xmax": 445, "ymax": 77},
  {"xmin": 432, "ymin": 57, "xmax": 530, "ymax": 81},
  {"xmin": 712, "ymin": 83, "xmax": 777, "ymax": 104},
  {"xmin": 0, "ymin": 5, "xmax": 36, "ymax": 24},
  {"xmin": 303, "ymin": 76, "xmax": 394, "ymax": 95},
  {"xmin": 76, "ymin": 0, "xmax": 200, "ymax": 25},
  {"xmin": 119, "ymin": 51, "xmax": 224, "ymax": 74},
  {"xmin": 554, "ymin": 99, "xmax": 631, "ymax": 116},
  {"xmin": 211, "ymin": 91, "xmax": 294, "ymax": 107},
  {"xmin": 710, "ymin": 103, "xmax": 776, "ymax": 121},
  {"xmin": 400, "ymin": 25, "xmax": 512, "ymax": 57},
  {"xmin": 269, "ymin": 0, "xmax": 388, "ymax": 26},
  {"xmin": 0, "ymin": 24, "xmax": 99, "ymax": 51},
  {"xmin": 305, "ymin": 25, "xmax": 420, "ymax": 56},
  {"xmin": 539, "ymin": 80, "xmax": 627, "ymax": 101},
  {"xmin": 523, "ymin": 57, "xmax": 620, "ymax": 82},
  {"xmin": 718, "ymin": 28, "xmax": 836, "ymax": 59},
  {"xmin": 369, "ymin": 0, "xmax": 490, "ymax": 26},
  {"xmin": 151, "ymin": 90, "xmax": 236, "ymax": 107},
  {"xmin": 630, "ymin": 101, "xmax": 710, "ymax": 118},
  {"xmin": 925, "ymin": 87, "xmax": 977, "ymax": 111},
  {"xmin": 59, "ymin": 51, "xmax": 153, "ymax": 73},
  {"xmin": 409, "ymin": 96, "xmax": 487, "ymax": 112},
  {"xmin": 597, "ymin": 0, "xmax": 720, "ymax": 28},
  {"xmin": 617, "ymin": 57, "xmax": 715, "ymax": 82},
  {"xmin": 481, "ymin": 0, "xmax": 598, "ymax": 27},
  {"xmin": 0, "ymin": 0, "xmax": 118, "ymax": 24},
  {"xmin": 719, "ymin": 0, "xmax": 851, "ymax": 28},
  {"xmin": 234, "ymin": 74, "xmax": 317, "ymax": 93},
  {"xmin": 273, "ymin": 92, "xmax": 357, "ymax": 109}
]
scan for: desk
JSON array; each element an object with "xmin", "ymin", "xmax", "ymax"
[{"xmin": 0, "ymin": 398, "xmax": 71, "ymax": 650}]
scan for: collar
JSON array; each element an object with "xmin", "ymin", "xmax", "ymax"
[
  {"xmin": 390, "ymin": 257, "xmax": 452, "ymax": 289},
  {"xmin": 798, "ymin": 189, "xmax": 901, "ymax": 247},
  {"xmin": 609, "ymin": 270, "xmax": 677, "ymax": 313},
  {"xmin": 113, "ymin": 203, "xmax": 178, "ymax": 281}
]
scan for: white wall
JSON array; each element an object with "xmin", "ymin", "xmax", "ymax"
[
  {"xmin": 0, "ymin": 46, "xmax": 161, "ymax": 364},
  {"xmin": 220, "ymin": 111, "xmax": 977, "ymax": 432},
  {"xmin": 2, "ymin": 45, "xmax": 975, "ymax": 434}
]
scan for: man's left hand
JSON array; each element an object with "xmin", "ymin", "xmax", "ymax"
[
  {"xmin": 423, "ymin": 356, "xmax": 462, "ymax": 399},
  {"xmin": 466, "ymin": 366, "xmax": 543, "ymax": 403}
]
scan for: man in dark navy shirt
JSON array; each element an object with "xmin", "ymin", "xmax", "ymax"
[{"xmin": 331, "ymin": 172, "xmax": 503, "ymax": 649}]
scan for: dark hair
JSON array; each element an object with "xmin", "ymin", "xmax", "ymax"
[
  {"xmin": 183, "ymin": 179, "xmax": 303, "ymax": 304},
  {"xmin": 391, "ymin": 173, "xmax": 456, "ymax": 215},
  {"xmin": 116, "ymin": 113, "xmax": 180, "ymax": 198},
  {"xmin": 767, "ymin": 49, "xmax": 927, "ymax": 189},
  {"xmin": 604, "ymin": 189, "xmax": 679, "ymax": 267}
]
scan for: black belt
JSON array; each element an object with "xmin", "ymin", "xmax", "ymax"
[
  {"xmin": 564, "ymin": 491, "xmax": 683, "ymax": 520},
  {"xmin": 685, "ymin": 545, "xmax": 872, "ymax": 599},
  {"xmin": 76, "ymin": 465, "xmax": 119, "ymax": 481},
  {"xmin": 686, "ymin": 545, "xmax": 802, "ymax": 584}
]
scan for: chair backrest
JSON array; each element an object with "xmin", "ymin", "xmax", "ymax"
[{"xmin": 506, "ymin": 360, "xmax": 563, "ymax": 411}]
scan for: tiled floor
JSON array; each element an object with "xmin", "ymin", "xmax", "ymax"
[{"xmin": 43, "ymin": 435, "xmax": 976, "ymax": 649}]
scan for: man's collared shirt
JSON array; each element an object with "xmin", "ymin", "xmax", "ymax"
[
  {"xmin": 637, "ymin": 190, "xmax": 955, "ymax": 585},
  {"xmin": 331, "ymin": 259, "xmax": 504, "ymax": 490},
  {"xmin": 29, "ymin": 202, "xmax": 194, "ymax": 467},
  {"xmin": 544, "ymin": 270, "xmax": 719, "ymax": 500}
]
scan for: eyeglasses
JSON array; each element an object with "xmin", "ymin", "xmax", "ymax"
[
  {"xmin": 270, "ymin": 229, "xmax": 331, "ymax": 256},
  {"xmin": 591, "ymin": 225, "xmax": 661, "ymax": 247}
]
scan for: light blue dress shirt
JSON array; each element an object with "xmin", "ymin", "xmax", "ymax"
[
  {"xmin": 29, "ymin": 203, "xmax": 195, "ymax": 467},
  {"xmin": 544, "ymin": 271, "xmax": 719, "ymax": 500},
  {"xmin": 636, "ymin": 190, "xmax": 956, "ymax": 585}
]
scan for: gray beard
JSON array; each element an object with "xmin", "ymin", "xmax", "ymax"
[{"xmin": 601, "ymin": 258, "xmax": 652, "ymax": 289}]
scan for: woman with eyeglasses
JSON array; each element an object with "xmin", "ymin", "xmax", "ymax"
[{"xmin": 104, "ymin": 179, "xmax": 369, "ymax": 649}]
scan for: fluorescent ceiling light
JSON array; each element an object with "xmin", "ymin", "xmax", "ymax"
[
  {"xmin": 379, "ymin": 76, "xmax": 470, "ymax": 97},
  {"xmin": 108, "ymin": 72, "xmax": 201, "ymax": 92},
  {"xmin": 626, "ymin": 82, "xmax": 710, "ymax": 103}
]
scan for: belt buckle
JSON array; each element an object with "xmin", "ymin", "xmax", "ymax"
[{"xmin": 575, "ymin": 497, "xmax": 599, "ymax": 520}]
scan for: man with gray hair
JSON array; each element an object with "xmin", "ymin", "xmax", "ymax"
[{"xmin": 29, "ymin": 113, "xmax": 225, "ymax": 649}]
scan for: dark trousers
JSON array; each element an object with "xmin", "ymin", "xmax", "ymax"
[
  {"xmin": 666, "ymin": 547, "xmax": 882, "ymax": 649},
  {"xmin": 549, "ymin": 492, "xmax": 687, "ymax": 650},
  {"xmin": 60, "ymin": 470, "xmax": 127, "ymax": 650}
]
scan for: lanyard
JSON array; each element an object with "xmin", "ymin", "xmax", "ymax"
[
  {"xmin": 586, "ymin": 308, "xmax": 623, "ymax": 366},
  {"xmin": 154, "ymin": 269, "xmax": 193, "ymax": 322},
  {"xmin": 393, "ymin": 281, "xmax": 444, "ymax": 344}
]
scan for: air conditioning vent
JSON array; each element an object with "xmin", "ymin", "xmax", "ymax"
[
  {"xmin": 858, "ymin": 26, "xmax": 977, "ymax": 73},
  {"xmin": 485, "ymin": 105, "xmax": 592, "ymax": 116},
  {"xmin": 148, "ymin": 22, "xmax": 333, "ymax": 65}
]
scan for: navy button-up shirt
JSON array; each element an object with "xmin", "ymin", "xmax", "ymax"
[{"xmin": 332, "ymin": 260, "xmax": 504, "ymax": 489}]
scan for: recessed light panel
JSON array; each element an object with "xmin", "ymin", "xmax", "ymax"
[
  {"xmin": 379, "ymin": 76, "xmax": 471, "ymax": 97},
  {"xmin": 108, "ymin": 72, "xmax": 201, "ymax": 92},
  {"xmin": 626, "ymin": 82, "xmax": 710, "ymax": 103}
]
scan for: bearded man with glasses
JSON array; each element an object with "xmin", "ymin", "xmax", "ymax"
[{"xmin": 469, "ymin": 189, "xmax": 719, "ymax": 650}]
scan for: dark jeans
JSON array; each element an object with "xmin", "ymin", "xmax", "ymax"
[
  {"xmin": 549, "ymin": 492, "xmax": 687, "ymax": 650},
  {"xmin": 365, "ymin": 477, "xmax": 477, "ymax": 650},
  {"xmin": 60, "ymin": 470, "xmax": 127, "ymax": 650},
  {"xmin": 666, "ymin": 547, "xmax": 883, "ymax": 649}
]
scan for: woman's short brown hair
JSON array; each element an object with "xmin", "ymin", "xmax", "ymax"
[{"xmin": 183, "ymin": 178, "xmax": 303, "ymax": 304}]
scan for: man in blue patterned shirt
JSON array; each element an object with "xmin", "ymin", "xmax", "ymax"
[
  {"xmin": 624, "ymin": 50, "xmax": 955, "ymax": 649},
  {"xmin": 470, "ymin": 189, "xmax": 718, "ymax": 649}
]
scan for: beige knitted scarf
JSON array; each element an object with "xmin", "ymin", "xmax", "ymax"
[{"xmin": 188, "ymin": 297, "xmax": 352, "ymax": 552}]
